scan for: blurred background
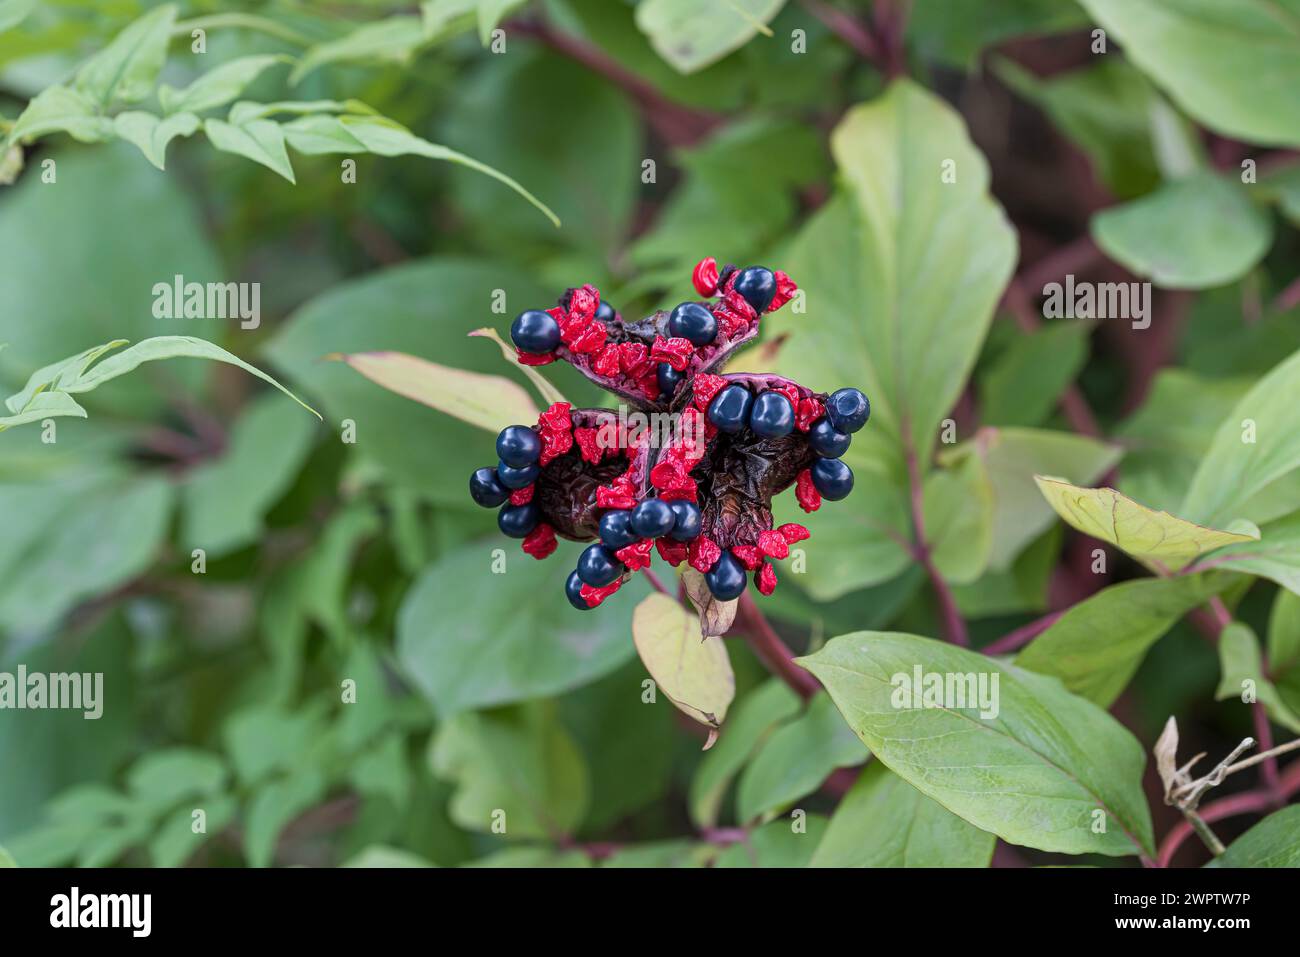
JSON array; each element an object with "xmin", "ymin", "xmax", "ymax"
[{"xmin": 1, "ymin": 0, "xmax": 1297, "ymax": 867}]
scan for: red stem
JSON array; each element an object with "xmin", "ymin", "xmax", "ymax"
[
  {"xmin": 905, "ymin": 443, "xmax": 969, "ymax": 646},
  {"xmin": 735, "ymin": 592, "xmax": 820, "ymax": 700},
  {"xmin": 1156, "ymin": 759, "xmax": 1300, "ymax": 866},
  {"xmin": 983, "ymin": 610, "xmax": 1064, "ymax": 656}
]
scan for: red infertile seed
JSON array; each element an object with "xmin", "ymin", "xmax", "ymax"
[
  {"xmin": 795, "ymin": 397, "xmax": 823, "ymax": 431},
  {"xmin": 731, "ymin": 545, "xmax": 763, "ymax": 571},
  {"xmin": 655, "ymin": 538, "xmax": 689, "ymax": 566},
  {"xmin": 616, "ymin": 539, "xmax": 654, "ymax": 571},
  {"xmin": 568, "ymin": 284, "xmax": 599, "ymax": 323},
  {"xmin": 521, "ymin": 523, "xmax": 556, "ymax": 560},
  {"xmin": 769, "ymin": 271, "xmax": 797, "ymax": 312},
  {"xmin": 570, "ymin": 321, "xmax": 607, "ymax": 354},
  {"xmin": 517, "ymin": 350, "xmax": 557, "ymax": 366},
  {"xmin": 796, "ymin": 469, "xmax": 822, "ymax": 513},
  {"xmin": 692, "ymin": 373, "xmax": 727, "ymax": 410},
  {"xmin": 757, "ymin": 562, "xmax": 778, "ymax": 595},
  {"xmin": 650, "ymin": 335, "xmax": 695, "ymax": 371},
  {"xmin": 688, "ymin": 536, "xmax": 722, "ymax": 574},
  {"xmin": 618, "ymin": 341, "xmax": 651, "ymax": 377},
  {"xmin": 580, "ymin": 578, "xmax": 624, "ymax": 607},
  {"xmin": 692, "ymin": 256, "xmax": 719, "ymax": 297},
  {"xmin": 509, "ymin": 485, "xmax": 534, "ymax": 506},
  {"xmin": 757, "ymin": 529, "xmax": 790, "ymax": 560},
  {"xmin": 596, "ymin": 486, "xmax": 636, "ymax": 509},
  {"xmin": 778, "ymin": 523, "xmax": 810, "ymax": 544},
  {"xmin": 593, "ymin": 343, "xmax": 621, "ymax": 376},
  {"xmin": 574, "ymin": 427, "xmax": 603, "ymax": 464}
]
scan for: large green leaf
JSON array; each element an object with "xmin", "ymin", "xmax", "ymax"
[
  {"xmin": 1208, "ymin": 805, "xmax": 1300, "ymax": 868},
  {"xmin": 1268, "ymin": 589, "xmax": 1300, "ymax": 715},
  {"xmin": 429, "ymin": 702, "xmax": 590, "ymax": 840},
  {"xmin": 1194, "ymin": 510, "xmax": 1300, "ymax": 595},
  {"xmin": 908, "ymin": 0, "xmax": 1087, "ymax": 67},
  {"xmin": 735, "ymin": 692, "xmax": 867, "ymax": 822},
  {"xmin": 0, "ymin": 147, "xmax": 222, "ymax": 417},
  {"xmin": 632, "ymin": 593, "xmax": 735, "ymax": 730},
  {"xmin": 1092, "ymin": 173, "xmax": 1272, "ymax": 289},
  {"xmin": 635, "ymin": 0, "xmax": 786, "ymax": 74},
  {"xmin": 800, "ymin": 632, "xmax": 1156, "ymax": 857},
  {"xmin": 397, "ymin": 546, "xmax": 644, "ymax": 717},
  {"xmin": 771, "ymin": 80, "xmax": 1017, "ymax": 476},
  {"xmin": 1035, "ymin": 476, "xmax": 1256, "ymax": 573},
  {"xmin": 979, "ymin": 322, "xmax": 1093, "ymax": 428},
  {"xmin": 1016, "ymin": 574, "xmax": 1230, "ymax": 707},
  {"xmin": 810, "ymin": 762, "xmax": 995, "ymax": 867},
  {"xmin": 1076, "ymin": 0, "xmax": 1300, "ymax": 148},
  {"xmin": 1183, "ymin": 347, "xmax": 1300, "ymax": 526}
]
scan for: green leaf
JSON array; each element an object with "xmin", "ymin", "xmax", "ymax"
[
  {"xmin": 1268, "ymin": 589, "xmax": 1300, "ymax": 714},
  {"xmin": 632, "ymin": 593, "xmax": 735, "ymax": 730},
  {"xmin": 0, "ymin": 0, "xmax": 35, "ymax": 33},
  {"xmin": 0, "ymin": 476, "xmax": 174, "ymax": 635},
  {"xmin": 711, "ymin": 816, "xmax": 827, "ymax": 867},
  {"xmin": 332, "ymin": 350, "xmax": 539, "ymax": 434},
  {"xmin": 922, "ymin": 450, "xmax": 993, "ymax": 584},
  {"xmin": 0, "ymin": 391, "xmax": 87, "ymax": 432},
  {"xmin": 430, "ymin": 702, "xmax": 590, "ymax": 840},
  {"xmin": 635, "ymin": 0, "xmax": 785, "ymax": 74},
  {"xmin": 1016, "ymin": 574, "xmax": 1231, "ymax": 707},
  {"xmin": 771, "ymin": 80, "xmax": 1017, "ymax": 477},
  {"xmin": 949, "ymin": 429, "xmax": 1120, "ymax": 571},
  {"xmin": 244, "ymin": 769, "xmax": 326, "ymax": 867},
  {"xmin": 0, "ymin": 845, "xmax": 15, "ymax": 867},
  {"xmin": 149, "ymin": 795, "xmax": 237, "ymax": 868},
  {"xmin": 5, "ymin": 85, "xmax": 112, "ymax": 146},
  {"xmin": 223, "ymin": 705, "xmax": 326, "ymax": 786},
  {"xmin": 688, "ymin": 679, "xmax": 801, "ymax": 828},
  {"xmin": 979, "ymin": 322, "xmax": 1092, "ymax": 428},
  {"xmin": 810, "ymin": 762, "xmax": 995, "ymax": 867},
  {"xmin": 204, "ymin": 117, "xmax": 296, "ymax": 182},
  {"xmin": 907, "ymin": 0, "xmax": 1087, "ymax": 68},
  {"xmin": 111, "ymin": 110, "xmax": 200, "ymax": 170},
  {"xmin": 1076, "ymin": 0, "xmax": 1300, "ymax": 148},
  {"xmin": 181, "ymin": 393, "xmax": 318, "ymax": 558},
  {"xmin": 397, "ymin": 546, "xmax": 644, "ymax": 717},
  {"xmin": 1034, "ymin": 476, "xmax": 1256, "ymax": 573},
  {"xmin": 1092, "ymin": 173, "xmax": 1272, "ymax": 289},
  {"xmin": 1194, "ymin": 510, "xmax": 1300, "ymax": 595},
  {"xmin": 126, "ymin": 748, "xmax": 228, "ymax": 811},
  {"xmin": 1183, "ymin": 346, "xmax": 1300, "ymax": 526},
  {"xmin": 1208, "ymin": 805, "xmax": 1300, "ymax": 868},
  {"xmin": 735, "ymin": 692, "xmax": 867, "ymax": 822},
  {"xmin": 1215, "ymin": 623, "xmax": 1300, "ymax": 734},
  {"xmin": 158, "ymin": 55, "xmax": 289, "ymax": 115},
  {"xmin": 289, "ymin": 16, "xmax": 426, "ymax": 85},
  {"xmin": 74, "ymin": 4, "xmax": 177, "ymax": 106},
  {"xmin": 799, "ymin": 631, "xmax": 1156, "ymax": 857}
]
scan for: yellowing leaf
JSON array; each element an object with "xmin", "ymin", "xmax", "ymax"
[
  {"xmin": 334, "ymin": 350, "xmax": 539, "ymax": 433},
  {"xmin": 467, "ymin": 327, "xmax": 566, "ymax": 407},
  {"xmin": 1034, "ymin": 475, "xmax": 1256, "ymax": 572},
  {"xmin": 632, "ymin": 593, "xmax": 735, "ymax": 730}
]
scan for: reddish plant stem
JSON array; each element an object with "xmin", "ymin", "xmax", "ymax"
[
  {"xmin": 872, "ymin": 0, "xmax": 911, "ymax": 78},
  {"xmin": 1252, "ymin": 701, "xmax": 1284, "ymax": 802},
  {"xmin": 800, "ymin": 0, "xmax": 882, "ymax": 61},
  {"xmin": 641, "ymin": 568, "xmax": 670, "ymax": 596},
  {"xmin": 904, "ymin": 443, "xmax": 969, "ymax": 646},
  {"xmin": 1156, "ymin": 759, "xmax": 1300, "ymax": 866},
  {"xmin": 509, "ymin": 17, "xmax": 719, "ymax": 146},
  {"xmin": 735, "ymin": 591, "xmax": 820, "ymax": 700},
  {"xmin": 983, "ymin": 610, "xmax": 1064, "ymax": 656},
  {"xmin": 1272, "ymin": 274, "xmax": 1300, "ymax": 314}
]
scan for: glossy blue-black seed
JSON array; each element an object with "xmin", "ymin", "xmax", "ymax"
[
  {"xmin": 496, "ymin": 425, "xmax": 541, "ymax": 468},
  {"xmin": 733, "ymin": 266, "xmax": 777, "ymax": 313},
  {"xmin": 598, "ymin": 509, "xmax": 639, "ymax": 549},
  {"xmin": 705, "ymin": 551, "xmax": 747, "ymax": 601},
  {"xmin": 668, "ymin": 500, "xmax": 701, "ymax": 541},
  {"xmin": 498, "ymin": 503, "xmax": 539, "ymax": 538},
  {"xmin": 631, "ymin": 497, "xmax": 676, "ymax": 539},
  {"xmin": 469, "ymin": 467, "xmax": 510, "ymax": 508},
  {"xmin": 707, "ymin": 384, "xmax": 753, "ymax": 433},
  {"xmin": 825, "ymin": 388, "xmax": 870, "ymax": 434},
  {"xmin": 811, "ymin": 458, "xmax": 854, "ymax": 500},
  {"xmin": 510, "ymin": 309, "xmax": 561, "ymax": 354},
  {"xmin": 595, "ymin": 300, "xmax": 617, "ymax": 323},
  {"xmin": 565, "ymin": 570, "xmax": 593, "ymax": 610},
  {"xmin": 748, "ymin": 391, "xmax": 794, "ymax": 438},
  {"xmin": 809, "ymin": 417, "xmax": 851, "ymax": 458},
  {"xmin": 667, "ymin": 302, "xmax": 718, "ymax": 346},
  {"xmin": 657, "ymin": 362, "xmax": 684, "ymax": 398},
  {"xmin": 497, "ymin": 460, "xmax": 539, "ymax": 489},
  {"xmin": 577, "ymin": 543, "xmax": 623, "ymax": 587}
]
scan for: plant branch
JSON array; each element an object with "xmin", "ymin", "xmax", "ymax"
[
  {"xmin": 735, "ymin": 591, "xmax": 820, "ymax": 700},
  {"xmin": 1157, "ymin": 758, "xmax": 1300, "ymax": 866},
  {"xmin": 904, "ymin": 442, "xmax": 968, "ymax": 646},
  {"xmin": 983, "ymin": 610, "xmax": 1063, "ymax": 655},
  {"xmin": 1251, "ymin": 701, "xmax": 1284, "ymax": 801},
  {"xmin": 800, "ymin": 0, "xmax": 882, "ymax": 61}
]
